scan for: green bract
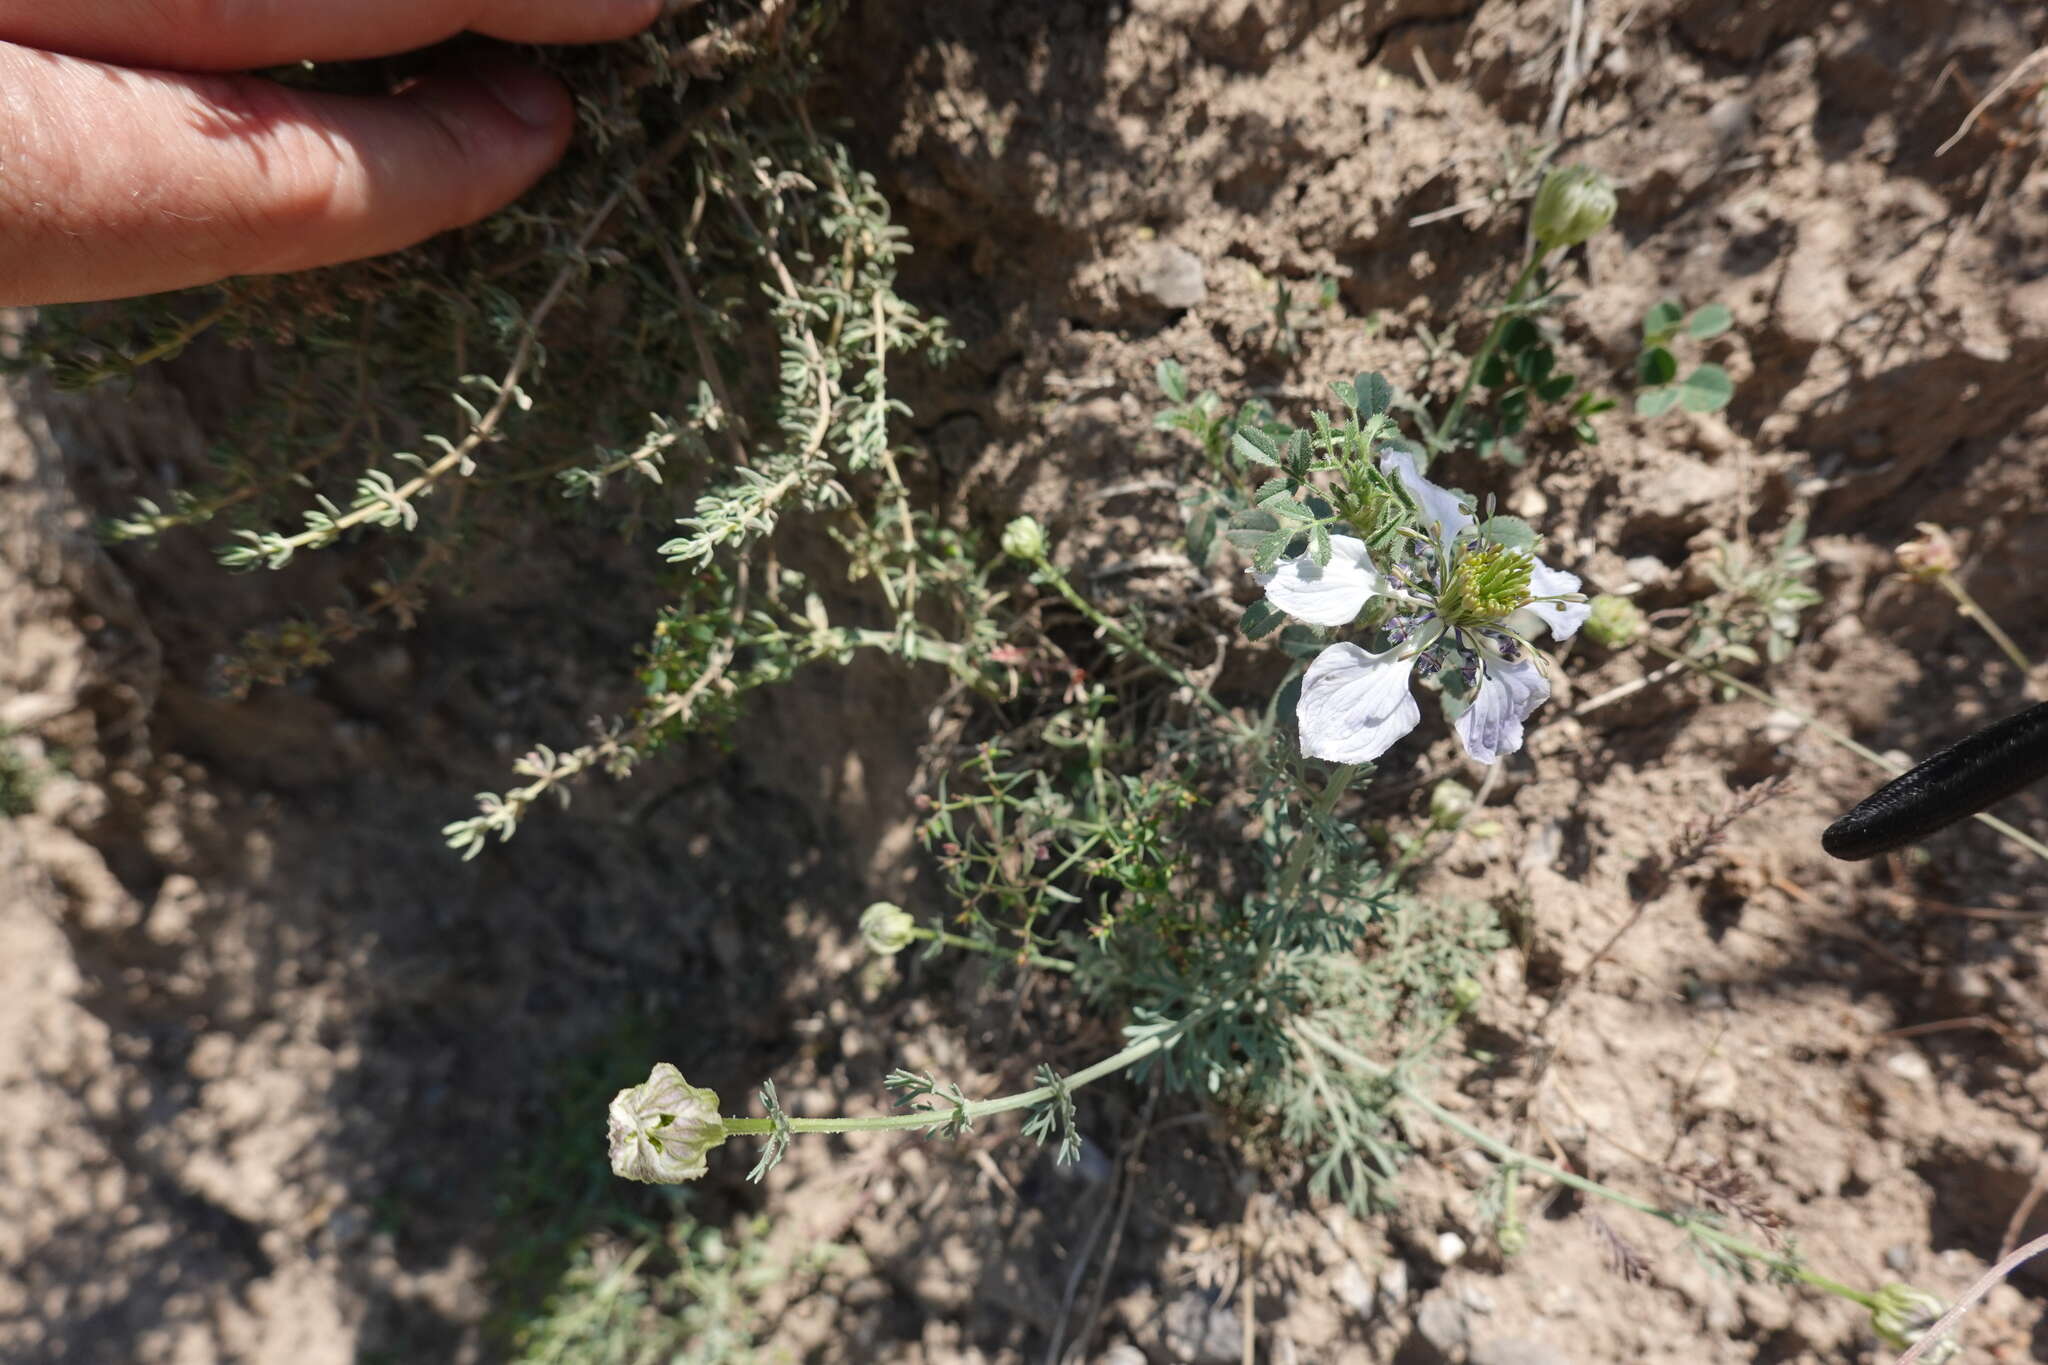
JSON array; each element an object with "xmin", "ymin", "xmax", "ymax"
[
  {"xmin": 1869, "ymin": 1283, "xmax": 1956, "ymax": 1363},
  {"xmin": 608, "ymin": 1064, "xmax": 727, "ymax": 1185},
  {"xmin": 860, "ymin": 901, "xmax": 918, "ymax": 955},
  {"xmin": 1584, "ymin": 594, "xmax": 1647, "ymax": 649},
  {"xmin": 1531, "ymin": 165, "xmax": 1617, "ymax": 250},
  {"xmin": 1001, "ymin": 515, "xmax": 1048, "ymax": 561}
]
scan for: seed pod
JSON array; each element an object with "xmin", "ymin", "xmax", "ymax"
[{"xmin": 1531, "ymin": 165, "xmax": 1617, "ymax": 250}]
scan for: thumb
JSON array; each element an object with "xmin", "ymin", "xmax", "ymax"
[{"xmin": 0, "ymin": 45, "xmax": 580, "ymax": 305}]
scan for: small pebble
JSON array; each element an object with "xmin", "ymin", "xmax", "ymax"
[
  {"xmin": 1333, "ymin": 1262, "xmax": 1375, "ymax": 1317},
  {"xmin": 1377, "ymin": 1259, "xmax": 1411, "ymax": 1314}
]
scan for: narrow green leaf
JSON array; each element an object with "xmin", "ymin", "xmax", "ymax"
[
  {"xmin": 1186, "ymin": 504, "xmax": 1218, "ymax": 566},
  {"xmin": 1240, "ymin": 598, "xmax": 1286, "ymax": 640},
  {"xmin": 1156, "ymin": 357, "xmax": 1188, "ymax": 403},
  {"xmin": 1308, "ymin": 521, "xmax": 1333, "ymax": 566},
  {"xmin": 1278, "ymin": 624, "xmax": 1325, "ymax": 660},
  {"xmin": 1254, "ymin": 529, "xmax": 1296, "ymax": 572},
  {"xmin": 1233, "ymin": 429, "xmax": 1282, "ymax": 469},
  {"xmin": 1357, "ymin": 372, "xmax": 1393, "ymax": 416}
]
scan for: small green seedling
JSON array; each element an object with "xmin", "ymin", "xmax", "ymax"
[
  {"xmin": 1471, "ymin": 312, "xmax": 1616, "ymax": 463},
  {"xmin": 1636, "ymin": 299, "xmax": 1734, "ymax": 417}
]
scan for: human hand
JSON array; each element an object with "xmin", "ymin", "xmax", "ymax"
[{"xmin": 0, "ymin": 1, "xmax": 665, "ymax": 305}]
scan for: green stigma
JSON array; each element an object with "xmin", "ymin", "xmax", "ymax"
[{"xmin": 1437, "ymin": 545, "xmax": 1533, "ymax": 626}]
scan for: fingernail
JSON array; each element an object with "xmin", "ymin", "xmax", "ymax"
[{"xmin": 477, "ymin": 66, "xmax": 566, "ymax": 130}]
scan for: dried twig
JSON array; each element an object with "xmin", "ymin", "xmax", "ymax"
[
  {"xmin": 1539, "ymin": 777, "xmax": 1792, "ymax": 1028},
  {"xmin": 1673, "ymin": 1159, "xmax": 1788, "ymax": 1248},
  {"xmin": 1587, "ymin": 1212, "xmax": 1654, "ymax": 1284},
  {"xmin": 1999, "ymin": 1161, "xmax": 2048, "ymax": 1262},
  {"xmin": 1935, "ymin": 48, "xmax": 2048, "ymax": 156},
  {"xmin": 1891, "ymin": 1232, "xmax": 2048, "ymax": 1364}
]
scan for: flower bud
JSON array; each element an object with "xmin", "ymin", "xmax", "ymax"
[
  {"xmin": 1582, "ymin": 594, "xmax": 1646, "ymax": 649},
  {"xmin": 1001, "ymin": 516, "xmax": 1047, "ymax": 561},
  {"xmin": 1450, "ymin": 976, "xmax": 1484, "ymax": 1013},
  {"xmin": 1429, "ymin": 778, "xmax": 1475, "ymax": 829},
  {"xmin": 1531, "ymin": 165, "xmax": 1617, "ymax": 250},
  {"xmin": 1895, "ymin": 523, "xmax": 1958, "ymax": 581},
  {"xmin": 1869, "ymin": 1283, "xmax": 1957, "ymax": 1363},
  {"xmin": 860, "ymin": 901, "xmax": 918, "ymax": 956},
  {"xmin": 608, "ymin": 1063, "xmax": 726, "ymax": 1184}
]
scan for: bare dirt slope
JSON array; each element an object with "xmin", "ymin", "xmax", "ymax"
[{"xmin": 5, "ymin": 0, "xmax": 2048, "ymax": 1361}]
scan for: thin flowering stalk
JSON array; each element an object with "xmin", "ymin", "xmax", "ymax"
[
  {"xmin": 1932, "ymin": 574, "xmax": 2035, "ymax": 686},
  {"xmin": 1429, "ymin": 247, "xmax": 1552, "ymax": 458},
  {"xmin": 1640, "ymin": 638, "xmax": 2048, "ymax": 864},
  {"xmin": 720, "ymin": 1013, "xmax": 1198, "ymax": 1137},
  {"xmin": 909, "ymin": 925, "xmax": 1078, "ymax": 974},
  {"xmin": 1289, "ymin": 1021, "xmax": 1873, "ymax": 1305},
  {"xmin": 1897, "ymin": 524, "xmax": 2035, "ymax": 690}
]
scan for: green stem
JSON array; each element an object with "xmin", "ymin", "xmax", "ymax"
[
  {"xmin": 721, "ymin": 1015, "xmax": 1193, "ymax": 1136},
  {"xmin": 1275, "ymin": 763, "xmax": 1360, "ymax": 904},
  {"xmin": 1641, "ymin": 638, "xmax": 2048, "ymax": 864},
  {"xmin": 1029, "ymin": 553, "xmax": 1253, "ymax": 738},
  {"xmin": 1936, "ymin": 573, "xmax": 2035, "ymax": 684},
  {"xmin": 912, "ymin": 926, "xmax": 1076, "ymax": 974},
  {"xmin": 1290, "ymin": 1021, "xmax": 1874, "ymax": 1307},
  {"xmin": 1430, "ymin": 247, "xmax": 1553, "ymax": 459}
]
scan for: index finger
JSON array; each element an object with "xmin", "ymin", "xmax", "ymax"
[{"xmin": 0, "ymin": 0, "xmax": 667, "ymax": 71}]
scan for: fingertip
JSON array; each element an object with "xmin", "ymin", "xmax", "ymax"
[
  {"xmin": 469, "ymin": 63, "xmax": 576, "ymax": 134},
  {"xmin": 391, "ymin": 64, "xmax": 574, "ymax": 224}
]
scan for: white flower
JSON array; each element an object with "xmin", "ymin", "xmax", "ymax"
[
  {"xmin": 1255, "ymin": 534, "xmax": 1389, "ymax": 627},
  {"xmin": 608, "ymin": 1063, "xmax": 727, "ymax": 1184},
  {"xmin": 1254, "ymin": 449, "xmax": 1586, "ymax": 766}
]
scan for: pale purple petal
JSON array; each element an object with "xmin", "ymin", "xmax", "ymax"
[
  {"xmin": 1254, "ymin": 535, "xmax": 1385, "ymax": 628},
  {"xmin": 1453, "ymin": 653, "xmax": 1551, "ymax": 764},
  {"xmin": 1379, "ymin": 448, "xmax": 1474, "ymax": 544},
  {"xmin": 1297, "ymin": 642, "xmax": 1421, "ymax": 764},
  {"xmin": 1523, "ymin": 557, "xmax": 1590, "ymax": 640}
]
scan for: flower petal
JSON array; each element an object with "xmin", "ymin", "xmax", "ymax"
[
  {"xmin": 1453, "ymin": 653, "xmax": 1551, "ymax": 764},
  {"xmin": 608, "ymin": 1063, "xmax": 726, "ymax": 1184},
  {"xmin": 1380, "ymin": 448, "xmax": 1474, "ymax": 544},
  {"xmin": 1254, "ymin": 534, "xmax": 1385, "ymax": 627},
  {"xmin": 1297, "ymin": 642, "xmax": 1421, "ymax": 764},
  {"xmin": 1522, "ymin": 557, "xmax": 1591, "ymax": 640}
]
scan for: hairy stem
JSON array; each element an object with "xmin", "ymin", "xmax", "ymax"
[
  {"xmin": 912, "ymin": 926, "xmax": 1077, "ymax": 974},
  {"xmin": 721, "ymin": 1015, "xmax": 1193, "ymax": 1136}
]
